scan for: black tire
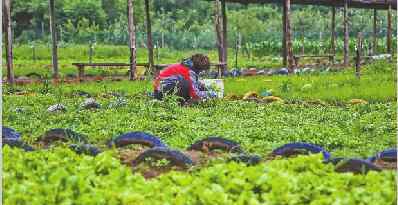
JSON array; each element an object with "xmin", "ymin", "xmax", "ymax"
[
  {"xmin": 131, "ymin": 147, "xmax": 193, "ymax": 168},
  {"xmin": 38, "ymin": 128, "xmax": 88, "ymax": 146},
  {"xmin": 334, "ymin": 158, "xmax": 381, "ymax": 174},
  {"xmin": 368, "ymin": 148, "xmax": 397, "ymax": 163},
  {"xmin": 107, "ymin": 131, "xmax": 167, "ymax": 148},
  {"xmin": 229, "ymin": 154, "xmax": 262, "ymax": 166},
  {"xmin": 271, "ymin": 142, "xmax": 331, "ymax": 160},
  {"xmin": 3, "ymin": 139, "xmax": 34, "ymax": 151},
  {"xmin": 187, "ymin": 137, "xmax": 243, "ymax": 153},
  {"xmin": 69, "ymin": 144, "xmax": 102, "ymax": 156},
  {"xmin": 2, "ymin": 127, "xmax": 21, "ymax": 140}
]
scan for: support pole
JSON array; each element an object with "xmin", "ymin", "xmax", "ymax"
[
  {"xmin": 49, "ymin": 0, "xmax": 59, "ymax": 79},
  {"xmin": 127, "ymin": 0, "xmax": 137, "ymax": 80},
  {"xmin": 387, "ymin": 2, "xmax": 392, "ymax": 55},
  {"xmin": 372, "ymin": 9, "xmax": 377, "ymax": 55},
  {"xmin": 330, "ymin": 7, "xmax": 336, "ymax": 63},
  {"xmin": 214, "ymin": 0, "xmax": 224, "ymax": 77},
  {"xmin": 3, "ymin": 0, "xmax": 14, "ymax": 84},
  {"xmin": 300, "ymin": 19, "xmax": 305, "ymax": 55},
  {"xmin": 221, "ymin": 0, "xmax": 228, "ymax": 73},
  {"xmin": 282, "ymin": 2, "xmax": 287, "ymax": 66},
  {"xmin": 284, "ymin": 0, "xmax": 294, "ymax": 73},
  {"xmin": 234, "ymin": 32, "xmax": 240, "ymax": 69},
  {"xmin": 343, "ymin": 0, "xmax": 349, "ymax": 67},
  {"xmin": 355, "ymin": 32, "xmax": 362, "ymax": 79},
  {"xmin": 144, "ymin": 0, "xmax": 154, "ymax": 75}
]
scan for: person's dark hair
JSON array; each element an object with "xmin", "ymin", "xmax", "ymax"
[{"xmin": 191, "ymin": 53, "xmax": 210, "ymax": 71}]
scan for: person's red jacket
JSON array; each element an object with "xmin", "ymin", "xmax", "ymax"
[{"xmin": 153, "ymin": 64, "xmax": 200, "ymax": 99}]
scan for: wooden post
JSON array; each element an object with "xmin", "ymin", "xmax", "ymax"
[
  {"xmin": 387, "ymin": 1, "xmax": 392, "ymax": 55},
  {"xmin": 355, "ymin": 32, "xmax": 362, "ymax": 79},
  {"xmin": 89, "ymin": 42, "xmax": 94, "ymax": 63},
  {"xmin": 372, "ymin": 9, "xmax": 377, "ymax": 55},
  {"xmin": 214, "ymin": 0, "xmax": 224, "ymax": 77},
  {"xmin": 3, "ymin": 0, "xmax": 14, "ymax": 85},
  {"xmin": 127, "ymin": 0, "xmax": 137, "ymax": 80},
  {"xmin": 49, "ymin": 0, "xmax": 59, "ymax": 79},
  {"xmin": 221, "ymin": 0, "xmax": 228, "ymax": 73},
  {"xmin": 284, "ymin": 0, "xmax": 294, "ymax": 73},
  {"xmin": 343, "ymin": 0, "xmax": 349, "ymax": 67},
  {"xmin": 234, "ymin": 32, "xmax": 240, "ymax": 69},
  {"xmin": 300, "ymin": 19, "xmax": 305, "ymax": 55},
  {"xmin": 282, "ymin": 2, "xmax": 287, "ymax": 66},
  {"xmin": 144, "ymin": 0, "xmax": 154, "ymax": 75},
  {"xmin": 78, "ymin": 65, "xmax": 85, "ymax": 81},
  {"xmin": 330, "ymin": 7, "xmax": 336, "ymax": 63}
]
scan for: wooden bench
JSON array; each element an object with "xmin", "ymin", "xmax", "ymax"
[
  {"xmin": 293, "ymin": 55, "xmax": 334, "ymax": 67},
  {"xmin": 71, "ymin": 63, "xmax": 152, "ymax": 80}
]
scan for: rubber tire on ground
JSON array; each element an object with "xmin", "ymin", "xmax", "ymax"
[
  {"xmin": 2, "ymin": 127, "xmax": 21, "ymax": 140},
  {"xmin": 334, "ymin": 158, "xmax": 381, "ymax": 174},
  {"xmin": 3, "ymin": 139, "xmax": 34, "ymax": 151},
  {"xmin": 69, "ymin": 144, "xmax": 102, "ymax": 156},
  {"xmin": 38, "ymin": 128, "xmax": 88, "ymax": 145},
  {"xmin": 187, "ymin": 137, "xmax": 243, "ymax": 153},
  {"xmin": 271, "ymin": 142, "xmax": 331, "ymax": 160},
  {"xmin": 107, "ymin": 131, "xmax": 167, "ymax": 148},
  {"xmin": 131, "ymin": 147, "xmax": 193, "ymax": 168}
]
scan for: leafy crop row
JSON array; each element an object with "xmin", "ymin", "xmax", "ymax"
[{"xmin": 3, "ymin": 147, "xmax": 396, "ymax": 205}]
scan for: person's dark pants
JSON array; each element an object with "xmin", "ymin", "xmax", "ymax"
[{"xmin": 154, "ymin": 76, "xmax": 191, "ymax": 104}]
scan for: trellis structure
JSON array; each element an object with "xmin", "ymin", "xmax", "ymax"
[
  {"xmin": 209, "ymin": 0, "xmax": 396, "ymax": 73},
  {"xmin": 2, "ymin": 0, "xmax": 397, "ymax": 84}
]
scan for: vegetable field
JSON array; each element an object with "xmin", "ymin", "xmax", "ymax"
[{"xmin": 3, "ymin": 60, "xmax": 397, "ymax": 204}]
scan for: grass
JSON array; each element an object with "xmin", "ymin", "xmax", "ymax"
[
  {"xmin": 6, "ymin": 61, "xmax": 396, "ymax": 103},
  {"xmin": 3, "ymin": 60, "xmax": 397, "ymax": 157}
]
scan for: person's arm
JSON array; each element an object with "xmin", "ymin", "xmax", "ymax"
[{"xmin": 188, "ymin": 70, "xmax": 218, "ymax": 99}]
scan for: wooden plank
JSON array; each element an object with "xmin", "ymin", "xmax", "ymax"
[
  {"xmin": 221, "ymin": 0, "xmax": 228, "ymax": 72},
  {"xmin": 373, "ymin": 9, "xmax": 377, "ymax": 55},
  {"xmin": 127, "ymin": 0, "xmax": 137, "ymax": 80},
  {"xmin": 72, "ymin": 63, "xmax": 148, "ymax": 67},
  {"xmin": 387, "ymin": 1, "xmax": 392, "ymax": 55},
  {"xmin": 294, "ymin": 55, "xmax": 334, "ymax": 58},
  {"xmin": 285, "ymin": 0, "xmax": 294, "ymax": 73},
  {"xmin": 144, "ymin": 0, "xmax": 154, "ymax": 74},
  {"xmin": 49, "ymin": 0, "xmax": 59, "ymax": 79},
  {"xmin": 3, "ymin": 0, "xmax": 14, "ymax": 85},
  {"xmin": 330, "ymin": 7, "xmax": 336, "ymax": 63},
  {"xmin": 343, "ymin": 0, "xmax": 349, "ymax": 67}
]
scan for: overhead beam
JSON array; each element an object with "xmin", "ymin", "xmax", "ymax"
[
  {"xmin": 3, "ymin": 0, "xmax": 14, "ymax": 85},
  {"xmin": 127, "ymin": 0, "xmax": 137, "ymax": 80},
  {"xmin": 49, "ymin": 0, "xmax": 59, "ymax": 79},
  {"xmin": 144, "ymin": 0, "xmax": 154, "ymax": 75},
  {"xmin": 343, "ymin": 0, "xmax": 349, "ymax": 67},
  {"xmin": 207, "ymin": 0, "xmax": 397, "ymax": 10}
]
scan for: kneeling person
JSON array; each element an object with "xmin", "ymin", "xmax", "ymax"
[{"xmin": 153, "ymin": 54, "xmax": 217, "ymax": 103}]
